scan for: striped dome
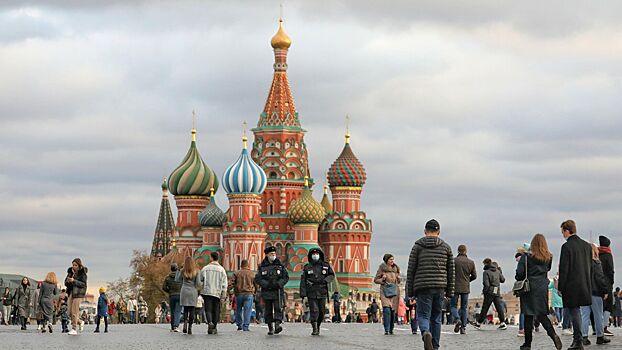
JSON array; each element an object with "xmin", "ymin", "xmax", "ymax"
[
  {"xmin": 199, "ymin": 194, "xmax": 226, "ymax": 227},
  {"xmin": 222, "ymin": 142, "xmax": 267, "ymax": 194},
  {"xmin": 168, "ymin": 131, "xmax": 219, "ymax": 196},
  {"xmin": 288, "ymin": 184, "xmax": 326, "ymax": 224},
  {"xmin": 328, "ymin": 142, "xmax": 366, "ymax": 187}
]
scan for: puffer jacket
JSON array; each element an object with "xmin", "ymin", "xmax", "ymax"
[
  {"xmin": 406, "ymin": 236, "xmax": 455, "ymax": 298},
  {"xmin": 162, "ymin": 272, "xmax": 182, "ymax": 296},
  {"xmin": 300, "ymin": 249, "xmax": 335, "ymax": 300},
  {"xmin": 482, "ymin": 264, "xmax": 505, "ymax": 296},
  {"xmin": 65, "ymin": 266, "xmax": 88, "ymax": 298}
]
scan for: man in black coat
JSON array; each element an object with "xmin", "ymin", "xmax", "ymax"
[
  {"xmin": 452, "ymin": 244, "xmax": 476, "ymax": 334},
  {"xmin": 255, "ymin": 246, "xmax": 289, "ymax": 335},
  {"xmin": 558, "ymin": 220, "xmax": 593, "ymax": 349},
  {"xmin": 300, "ymin": 247, "xmax": 335, "ymax": 336},
  {"xmin": 598, "ymin": 235, "xmax": 615, "ymax": 336}
]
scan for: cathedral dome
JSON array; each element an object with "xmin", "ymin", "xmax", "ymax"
[
  {"xmin": 327, "ymin": 136, "xmax": 367, "ymax": 187},
  {"xmin": 222, "ymin": 135, "xmax": 267, "ymax": 194},
  {"xmin": 198, "ymin": 190, "xmax": 226, "ymax": 227},
  {"xmin": 168, "ymin": 128, "xmax": 219, "ymax": 196},
  {"xmin": 288, "ymin": 178, "xmax": 326, "ymax": 225},
  {"xmin": 271, "ymin": 18, "xmax": 292, "ymax": 49}
]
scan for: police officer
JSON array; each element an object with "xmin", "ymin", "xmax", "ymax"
[
  {"xmin": 300, "ymin": 247, "xmax": 335, "ymax": 336},
  {"xmin": 255, "ymin": 246, "xmax": 289, "ymax": 335}
]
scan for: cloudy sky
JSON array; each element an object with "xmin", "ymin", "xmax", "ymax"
[{"xmin": 1, "ymin": 1, "xmax": 621, "ymax": 293}]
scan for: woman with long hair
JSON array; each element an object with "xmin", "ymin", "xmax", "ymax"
[
  {"xmin": 64, "ymin": 258, "xmax": 88, "ymax": 335},
  {"xmin": 14, "ymin": 277, "xmax": 31, "ymax": 330},
  {"xmin": 515, "ymin": 234, "xmax": 562, "ymax": 350},
  {"xmin": 2, "ymin": 287, "xmax": 12, "ymax": 325},
  {"xmin": 39, "ymin": 272, "xmax": 58, "ymax": 333},
  {"xmin": 176, "ymin": 256, "xmax": 201, "ymax": 335},
  {"xmin": 579, "ymin": 244, "xmax": 610, "ymax": 345},
  {"xmin": 374, "ymin": 253, "xmax": 401, "ymax": 335}
]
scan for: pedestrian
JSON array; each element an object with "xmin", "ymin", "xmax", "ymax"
[
  {"xmin": 229, "ymin": 259, "xmax": 256, "ymax": 331},
  {"xmin": 14, "ymin": 277, "xmax": 31, "ymax": 330},
  {"xmin": 60, "ymin": 297, "xmax": 69, "ymax": 333},
  {"xmin": 39, "ymin": 272, "xmax": 58, "ymax": 333},
  {"xmin": 558, "ymin": 220, "xmax": 593, "ymax": 349},
  {"xmin": 374, "ymin": 253, "xmax": 401, "ymax": 335},
  {"xmin": 549, "ymin": 273, "xmax": 563, "ymax": 326},
  {"xmin": 199, "ymin": 251, "xmax": 228, "ymax": 335},
  {"xmin": 160, "ymin": 300, "xmax": 169, "ymax": 324},
  {"xmin": 406, "ymin": 219, "xmax": 455, "ymax": 350},
  {"xmin": 108, "ymin": 300, "xmax": 116, "ymax": 324},
  {"xmin": 137, "ymin": 296, "xmax": 148, "ymax": 324},
  {"xmin": 452, "ymin": 244, "xmax": 476, "ymax": 334},
  {"xmin": 614, "ymin": 287, "xmax": 622, "ymax": 327},
  {"xmin": 579, "ymin": 244, "xmax": 611, "ymax": 345},
  {"xmin": 64, "ymin": 257, "xmax": 88, "ymax": 335},
  {"xmin": 127, "ymin": 296, "xmax": 137, "ymax": 324},
  {"xmin": 370, "ymin": 299, "xmax": 379, "ymax": 323},
  {"xmin": 162, "ymin": 262, "xmax": 182, "ymax": 332},
  {"xmin": 117, "ymin": 298, "xmax": 127, "ymax": 325},
  {"xmin": 300, "ymin": 247, "xmax": 335, "ymax": 336},
  {"xmin": 195, "ymin": 295, "xmax": 204, "ymax": 324},
  {"xmin": 407, "ymin": 297, "xmax": 418, "ymax": 334},
  {"xmin": 155, "ymin": 303, "xmax": 162, "ymax": 324},
  {"xmin": 255, "ymin": 246, "xmax": 289, "ymax": 335},
  {"xmin": 95, "ymin": 287, "xmax": 109, "ymax": 333},
  {"xmin": 515, "ymin": 233, "xmax": 562, "ymax": 350},
  {"xmin": 1, "ymin": 287, "xmax": 12, "ymax": 325},
  {"xmin": 471, "ymin": 259, "xmax": 507, "ymax": 330},
  {"xmin": 398, "ymin": 298, "xmax": 406, "ymax": 325},
  {"xmin": 331, "ymin": 291, "xmax": 341, "ymax": 323},
  {"xmin": 176, "ymin": 256, "xmax": 201, "ymax": 335},
  {"xmin": 598, "ymin": 235, "xmax": 615, "ymax": 337}
]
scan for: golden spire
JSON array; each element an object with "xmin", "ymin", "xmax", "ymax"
[
  {"xmin": 271, "ymin": 8, "xmax": 292, "ymax": 49},
  {"xmin": 242, "ymin": 121, "xmax": 248, "ymax": 149},
  {"xmin": 191, "ymin": 110, "xmax": 197, "ymax": 142},
  {"xmin": 345, "ymin": 114, "xmax": 351, "ymax": 144},
  {"xmin": 304, "ymin": 158, "xmax": 310, "ymax": 187},
  {"xmin": 210, "ymin": 187, "xmax": 215, "ymax": 197},
  {"xmin": 171, "ymin": 238, "xmax": 177, "ymax": 248},
  {"xmin": 323, "ymin": 171, "xmax": 328, "ymax": 195}
]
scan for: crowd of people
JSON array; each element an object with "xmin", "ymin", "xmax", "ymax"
[{"xmin": 1, "ymin": 218, "xmax": 620, "ymax": 350}]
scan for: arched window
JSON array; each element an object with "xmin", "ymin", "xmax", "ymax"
[{"xmin": 269, "ymin": 171, "xmax": 278, "ymax": 179}]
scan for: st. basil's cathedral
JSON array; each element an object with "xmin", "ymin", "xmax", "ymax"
[{"xmin": 150, "ymin": 18, "xmax": 374, "ymax": 302}]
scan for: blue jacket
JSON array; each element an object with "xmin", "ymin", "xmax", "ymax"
[{"xmin": 97, "ymin": 293, "xmax": 109, "ymax": 317}]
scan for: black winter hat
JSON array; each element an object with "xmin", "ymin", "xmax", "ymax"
[
  {"xmin": 383, "ymin": 254, "xmax": 394, "ymax": 263},
  {"xmin": 599, "ymin": 235, "xmax": 611, "ymax": 247},
  {"xmin": 425, "ymin": 219, "xmax": 440, "ymax": 231},
  {"xmin": 170, "ymin": 262, "xmax": 178, "ymax": 272},
  {"xmin": 264, "ymin": 246, "xmax": 276, "ymax": 254}
]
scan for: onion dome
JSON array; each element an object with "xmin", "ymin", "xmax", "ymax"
[
  {"xmin": 327, "ymin": 131, "xmax": 367, "ymax": 187},
  {"xmin": 198, "ymin": 189, "xmax": 226, "ymax": 227},
  {"xmin": 222, "ymin": 131, "xmax": 267, "ymax": 194},
  {"xmin": 320, "ymin": 181, "xmax": 332, "ymax": 214},
  {"xmin": 271, "ymin": 18, "xmax": 292, "ymax": 49},
  {"xmin": 168, "ymin": 127, "xmax": 219, "ymax": 196},
  {"xmin": 288, "ymin": 176, "xmax": 326, "ymax": 225}
]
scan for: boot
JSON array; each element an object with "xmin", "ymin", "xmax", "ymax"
[
  {"xmin": 597, "ymin": 336, "xmax": 611, "ymax": 344},
  {"xmin": 187, "ymin": 323, "xmax": 192, "ymax": 335},
  {"xmin": 311, "ymin": 322, "xmax": 318, "ymax": 336},
  {"xmin": 317, "ymin": 321, "xmax": 321, "ymax": 336},
  {"xmin": 267, "ymin": 322, "xmax": 274, "ymax": 335},
  {"xmin": 274, "ymin": 320, "xmax": 283, "ymax": 334},
  {"xmin": 582, "ymin": 337, "xmax": 591, "ymax": 346},
  {"xmin": 48, "ymin": 321, "xmax": 53, "ymax": 334},
  {"xmin": 568, "ymin": 338, "xmax": 585, "ymax": 350},
  {"xmin": 551, "ymin": 334, "xmax": 562, "ymax": 350},
  {"xmin": 21, "ymin": 317, "xmax": 26, "ymax": 331},
  {"xmin": 182, "ymin": 321, "xmax": 187, "ymax": 334}
]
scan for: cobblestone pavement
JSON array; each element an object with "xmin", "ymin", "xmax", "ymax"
[{"xmin": 1, "ymin": 322, "xmax": 620, "ymax": 349}]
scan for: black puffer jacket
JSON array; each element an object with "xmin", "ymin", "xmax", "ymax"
[
  {"xmin": 65, "ymin": 267, "xmax": 88, "ymax": 298},
  {"xmin": 482, "ymin": 264, "xmax": 505, "ymax": 296},
  {"xmin": 300, "ymin": 248, "xmax": 335, "ymax": 300},
  {"xmin": 406, "ymin": 236, "xmax": 455, "ymax": 298},
  {"xmin": 162, "ymin": 272, "xmax": 182, "ymax": 296},
  {"xmin": 255, "ymin": 257, "xmax": 289, "ymax": 300}
]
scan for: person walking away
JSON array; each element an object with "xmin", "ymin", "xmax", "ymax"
[
  {"xmin": 452, "ymin": 244, "xmax": 476, "ymax": 334},
  {"xmin": 579, "ymin": 244, "xmax": 611, "ymax": 345},
  {"xmin": 95, "ymin": 287, "xmax": 109, "ymax": 333},
  {"xmin": 137, "ymin": 296, "xmax": 148, "ymax": 324},
  {"xmin": 127, "ymin": 296, "xmax": 137, "ymax": 324},
  {"xmin": 332, "ymin": 291, "xmax": 342, "ymax": 323},
  {"xmin": 471, "ymin": 259, "xmax": 507, "ymax": 330},
  {"xmin": 60, "ymin": 297, "xmax": 69, "ymax": 332},
  {"xmin": 255, "ymin": 246, "xmax": 289, "ymax": 335},
  {"xmin": 14, "ymin": 277, "xmax": 31, "ymax": 330},
  {"xmin": 374, "ymin": 253, "xmax": 401, "ymax": 335},
  {"xmin": 231, "ymin": 259, "xmax": 256, "ymax": 331},
  {"xmin": 199, "ymin": 251, "xmax": 228, "ymax": 335},
  {"xmin": 195, "ymin": 295, "xmax": 204, "ymax": 324},
  {"xmin": 176, "ymin": 256, "xmax": 201, "ymax": 335},
  {"xmin": 515, "ymin": 234, "xmax": 562, "ymax": 350},
  {"xmin": 614, "ymin": 288, "xmax": 622, "ymax": 327},
  {"xmin": 64, "ymin": 258, "xmax": 88, "ymax": 335},
  {"xmin": 406, "ymin": 219, "xmax": 455, "ymax": 350},
  {"xmin": 39, "ymin": 272, "xmax": 57, "ymax": 333},
  {"xmin": 300, "ymin": 247, "xmax": 335, "ymax": 336},
  {"xmin": 370, "ymin": 299, "xmax": 379, "ymax": 323},
  {"xmin": 598, "ymin": 235, "xmax": 615, "ymax": 337},
  {"xmin": 558, "ymin": 220, "xmax": 593, "ymax": 350},
  {"xmin": 549, "ymin": 273, "xmax": 564, "ymax": 326},
  {"xmin": 163, "ymin": 262, "xmax": 182, "ymax": 332},
  {"xmin": 407, "ymin": 297, "xmax": 418, "ymax": 334}
]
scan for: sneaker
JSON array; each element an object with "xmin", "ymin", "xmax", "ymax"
[
  {"xmin": 454, "ymin": 321, "xmax": 462, "ymax": 333},
  {"xmin": 535, "ymin": 326, "xmax": 540, "ymax": 333},
  {"xmin": 498, "ymin": 323, "xmax": 508, "ymax": 330},
  {"xmin": 173, "ymin": 328, "xmax": 180, "ymax": 333},
  {"xmin": 68, "ymin": 329, "xmax": 77, "ymax": 335},
  {"xmin": 470, "ymin": 321, "xmax": 481, "ymax": 330},
  {"xmin": 423, "ymin": 331, "xmax": 433, "ymax": 350},
  {"xmin": 604, "ymin": 328, "xmax": 614, "ymax": 337},
  {"xmin": 460, "ymin": 328, "xmax": 466, "ymax": 335},
  {"xmin": 582, "ymin": 337, "xmax": 591, "ymax": 346},
  {"xmin": 597, "ymin": 336, "xmax": 611, "ymax": 344},
  {"xmin": 517, "ymin": 330, "xmax": 525, "ymax": 337},
  {"xmin": 553, "ymin": 334, "xmax": 562, "ymax": 350},
  {"xmin": 562, "ymin": 329, "xmax": 573, "ymax": 336}
]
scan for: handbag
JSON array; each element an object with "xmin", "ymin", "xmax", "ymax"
[
  {"xmin": 383, "ymin": 283, "xmax": 398, "ymax": 298},
  {"xmin": 513, "ymin": 255, "xmax": 530, "ymax": 297}
]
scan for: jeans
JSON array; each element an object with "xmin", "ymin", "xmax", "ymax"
[
  {"xmin": 519, "ymin": 313, "xmax": 524, "ymax": 330},
  {"xmin": 562, "ymin": 308, "xmax": 572, "ymax": 329},
  {"xmin": 417, "ymin": 291, "xmax": 444, "ymax": 349},
  {"xmin": 581, "ymin": 296, "xmax": 604, "ymax": 337},
  {"xmin": 169, "ymin": 295, "xmax": 181, "ymax": 329},
  {"xmin": 554, "ymin": 307, "xmax": 563, "ymax": 323},
  {"xmin": 235, "ymin": 294, "xmax": 253, "ymax": 330},
  {"xmin": 129, "ymin": 311, "xmax": 136, "ymax": 324},
  {"xmin": 382, "ymin": 307, "xmax": 395, "ymax": 333},
  {"xmin": 568, "ymin": 307, "xmax": 583, "ymax": 342},
  {"xmin": 410, "ymin": 308, "xmax": 418, "ymax": 333},
  {"xmin": 450, "ymin": 293, "xmax": 469, "ymax": 327},
  {"xmin": 333, "ymin": 302, "xmax": 341, "ymax": 322}
]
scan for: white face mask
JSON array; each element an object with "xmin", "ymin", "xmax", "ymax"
[
  {"xmin": 311, "ymin": 254, "xmax": 320, "ymax": 261},
  {"xmin": 268, "ymin": 255, "xmax": 276, "ymax": 262}
]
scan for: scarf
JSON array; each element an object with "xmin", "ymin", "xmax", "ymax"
[{"xmin": 599, "ymin": 246, "xmax": 612, "ymax": 255}]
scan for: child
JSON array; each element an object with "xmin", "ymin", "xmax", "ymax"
[
  {"xmin": 95, "ymin": 287, "xmax": 109, "ymax": 333},
  {"xmin": 60, "ymin": 297, "xmax": 69, "ymax": 333}
]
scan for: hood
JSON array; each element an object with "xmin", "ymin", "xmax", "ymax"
[
  {"xmin": 415, "ymin": 236, "xmax": 443, "ymax": 249},
  {"xmin": 484, "ymin": 264, "xmax": 496, "ymax": 272},
  {"xmin": 260, "ymin": 256, "xmax": 283, "ymax": 267},
  {"xmin": 307, "ymin": 248, "xmax": 325, "ymax": 263},
  {"xmin": 379, "ymin": 262, "xmax": 400, "ymax": 274},
  {"xmin": 599, "ymin": 235, "xmax": 611, "ymax": 247}
]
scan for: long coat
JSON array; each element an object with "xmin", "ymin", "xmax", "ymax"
[
  {"xmin": 516, "ymin": 254, "xmax": 552, "ymax": 316},
  {"xmin": 176, "ymin": 270, "xmax": 202, "ymax": 307},
  {"xmin": 14, "ymin": 286, "xmax": 31, "ymax": 318},
  {"xmin": 374, "ymin": 263, "xmax": 401, "ymax": 310},
  {"xmin": 558, "ymin": 235, "xmax": 592, "ymax": 308},
  {"xmin": 255, "ymin": 257, "xmax": 289, "ymax": 300},
  {"xmin": 38, "ymin": 282, "xmax": 57, "ymax": 320}
]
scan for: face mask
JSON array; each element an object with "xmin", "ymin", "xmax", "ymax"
[
  {"xmin": 268, "ymin": 255, "xmax": 276, "ymax": 262},
  {"xmin": 311, "ymin": 254, "xmax": 320, "ymax": 261}
]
